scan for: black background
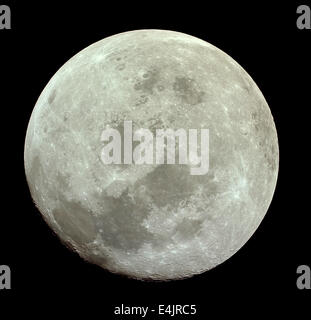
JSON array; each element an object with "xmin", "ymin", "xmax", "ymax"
[{"xmin": 0, "ymin": 0, "xmax": 310, "ymax": 317}]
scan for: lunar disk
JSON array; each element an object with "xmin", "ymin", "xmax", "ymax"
[{"xmin": 24, "ymin": 30, "xmax": 279, "ymax": 280}]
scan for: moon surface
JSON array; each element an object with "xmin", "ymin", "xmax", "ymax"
[{"xmin": 24, "ymin": 29, "xmax": 279, "ymax": 280}]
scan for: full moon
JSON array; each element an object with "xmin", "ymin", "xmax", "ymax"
[{"xmin": 24, "ymin": 30, "xmax": 279, "ymax": 280}]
